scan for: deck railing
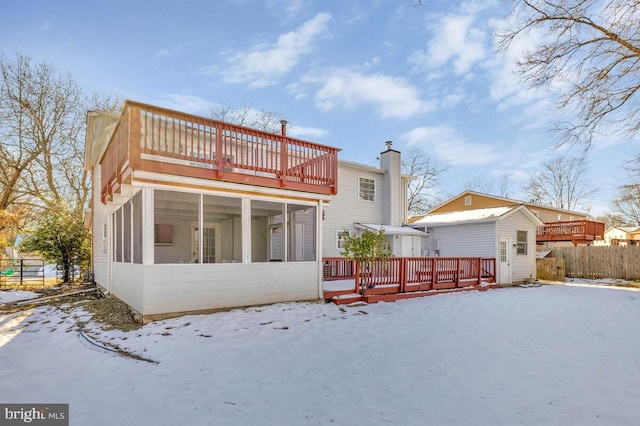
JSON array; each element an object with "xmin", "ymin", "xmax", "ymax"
[
  {"xmin": 322, "ymin": 257, "xmax": 496, "ymax": 294},
  {"xmin": 536, "ymin": 220, "xmax": 605, "ymax": 243},
  {"xmin": 100, "ymin": 100, "xmax": 339, "ymax": 203}
]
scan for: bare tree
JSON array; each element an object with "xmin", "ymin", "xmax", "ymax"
[
  {"xmin": 590, "ymin": 212, "xmax": 627, "ymax": 228},
  {"xmin": 524, "ymin": 155, "xmax": 595, "ymax": 210},
  {"xmin": 402, "ymin": 147, "xmax": 448, "ymax": 215},
  {"xmin": 613, "ymin": 161, "xmax": 640, "ymax": 224},
  {"xmin": 210, "ymin": 105, "xmax": 287, "ymax": 134},
  {"xmin": 1, "ymin": 52, "xmax": 86, "ymax": 212},
  {"xmin": 0, "ymin": 52, "xmax": 119, "ymax": 253},
  {"xmin": 463, "ymin": 174, "xmax": 514, "ymax": 198},
  {"xmin": 498, "ymin": 0, "xmax": 640, "ymax": 149},
  {"xmin": 464, "ymin": 176, "xmax": 496, "ymax": 195}
]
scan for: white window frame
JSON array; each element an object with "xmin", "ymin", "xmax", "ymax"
[
  {"xmin": 358, "ymin": 177, "xmax": 375, "ymax": 201},
  {"xmin": 337, "ymin": 230, "xmax": 349, "ymax": 249},
  {"xmin": 464, "ymin": 195, "xmax": 472, "ymax": 206},
  {"xmin": 516, "ymin": 230, "xmax": 528, "ymax": 255}
]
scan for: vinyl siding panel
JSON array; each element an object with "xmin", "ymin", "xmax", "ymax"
[
  {"xmin": 322, "ymin": 165, "xmax": 383, "ymax": 258},
  {"xmin": 91, "ymin": 166, "xmax": 111, "ymax": 291},
  {"xmin": 112, "ymin": 263, "xmax": 144, "ymax": 314},
  {"xmin": 496, "ymin": 210, "xmax": 537, "ymax": 282},
  {"xmin": 424, "ymin": 222, "xmax": 496, "ymax": 258},
  {"xmin": 430, "ymin": 193, "xmax": 515, "ymax": 214},
  {"xmin": 142, "ymin": 262, "xmax": 320, "ymax": 316}
]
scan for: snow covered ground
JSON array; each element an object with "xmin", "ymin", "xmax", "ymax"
[
  {"xmin": 1, "ymin": 281, "xmax": 639, "ymax": 425},
  {"xmin": 0, "ymin": 289, "xmax": 40, "ymax": 304}
]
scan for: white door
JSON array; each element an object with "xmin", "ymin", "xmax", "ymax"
[
  {"xmin": 401, "ymin": 236, "xmax": 413, "ymax": 257},
  {"xmin": 499, "ymin": 237, "xmax": 512, "ymax": 284},
  {"xmin": 192, "ymin": 222, "xmax": 221, "ymax": 263}
]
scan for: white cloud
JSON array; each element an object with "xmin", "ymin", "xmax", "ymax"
[
  {"xmin": 402, "ymin": 125, "xmax": 497, "ymax": 166},
  {"xmin": 303, "ymin": 68, "xmax": 434, "ymax": 119},
  {"xmin": 288, "ymin": 125, "xmax": 328, "ymax": 139},
  {"xmin": 219, "ymin": 13, "xmax": 331, "ymax": 88},
  {"xmin": 158, "ymin": 94, "xmax": 215, "ymax": 115},
  {"xmin": 409, "ymin": 10, "xmax": 486, "ymax": 76}
]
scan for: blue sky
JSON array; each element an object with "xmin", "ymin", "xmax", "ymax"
[{"xmin": 0, "ymin": 0, "xmax": 633, "ymax": 216}]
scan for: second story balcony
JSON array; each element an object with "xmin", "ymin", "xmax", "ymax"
[
  {"xmin": 100, "ymin": 100, "xmax": 340, "ymax": 204},
  {"xmin": 537, "ymin": 220, "xmax": 605, "ymax": 244}
]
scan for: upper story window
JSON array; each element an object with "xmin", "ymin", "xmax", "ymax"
[
  {"xmin": 359, "ymin": 177, "xmax": 375, "ymax": 201},
  {"xmin": 464, "ymin": 195, "xmax": 472, "ymax": 205},
  {"xmin": 516, "ymin": 230, "xmax": 528, "ymax": 255},
  {"xmin": 337, "ymin": 230, "xmax": 349, "ymax": 249}
]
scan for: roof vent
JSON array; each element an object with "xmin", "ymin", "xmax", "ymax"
[{"xmin": 385, "ymin": 140, "xmax": 393, "ymax": 150}]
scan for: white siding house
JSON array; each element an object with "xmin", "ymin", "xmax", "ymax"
[
  {"xmin": 85, "ymin": 101, "xmax": 339, "ymax": 321},
  {"xmin": 322, "ymin": 142, "xmax": 426, "ymax": 258},
  {"xmin": 411, "ymin": 205, "xmax": 542, "ymax": 285}
]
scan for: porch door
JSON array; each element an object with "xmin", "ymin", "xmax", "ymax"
[
  {"xmin": 401, "ymin": 236, "xmax": 421, "ymax": 257},
  {"xmin": 193, "ymin": 223, "xmax": 221, "ymax": 263},
  {"xmin": 269, "ymin": 226, "xmax": 283, "ymax": 261},
  {"xmin": 499, "ymin": 237, "xmax": 512, "ymax": 284}
]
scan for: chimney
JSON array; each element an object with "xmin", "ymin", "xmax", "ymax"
[
  {"xmin": 379, "ymin": 141, "xmax": 402, "ymax": 226},
  {"xmin": 281, "ymin": 120, "xmax": 288, "ymax": 136}
]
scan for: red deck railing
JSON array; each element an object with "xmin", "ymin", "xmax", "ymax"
[
  {"xmin": 536, "ymin": 220, "xmax": 605, "ymax": 243},
  {"xmin": 100, "ymin": 100, "xmax": 340, "ymax": 204},
  {"xmin": 322, "ymin": 257, "xmax": 496, "ymax": 295}
]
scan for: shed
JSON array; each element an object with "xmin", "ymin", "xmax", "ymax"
[{"xmin": 410, "ymin": 205, "xmax": 544, "ymax": 285}]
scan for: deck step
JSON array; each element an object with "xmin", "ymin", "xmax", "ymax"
[
  {"xmin": 330, "ymin": 293, "xmax": 364, "ymax": 305},
  {"xmin": 327, "ymin": 284, "xmax": 501, "ymax": 305}
]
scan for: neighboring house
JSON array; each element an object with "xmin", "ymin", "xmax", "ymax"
[
  {"xmin": 410, "ymin": 205, "xmax": 543, "ymax": 285},
  {"xmin": 410, "ymin": 191, "xmax": 604, "ymax": 247},
  {"xmin": 85, "ymin": 100, "xmax": 339, "ymax": 321},
  {"xmin": 596, "ymin": 226, "xmax": 640, "ymax": 246},
  {"xmin": 322, "ymin": 142, "xmax": 427, "ymax": 259}
]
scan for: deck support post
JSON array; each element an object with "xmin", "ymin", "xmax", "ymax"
[
  {"xmin": 431, "ymin": 258, "xmax": 436, "ymax": 289},
  {"xmin": 399, "ymin": 258, "xmax": 406, "ymax": 293}
]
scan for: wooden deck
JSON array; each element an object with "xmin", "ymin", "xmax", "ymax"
[
  {"xmin": 100, "ymin": 100, "xmax": 340, "ymax": 204},
  {"xmin": 322, "ymin": 257, "xmax": 498, "ymax": 304},
  {"xmin": 536, "ymin": 220, "xmax": 605, "ymax": 244}
]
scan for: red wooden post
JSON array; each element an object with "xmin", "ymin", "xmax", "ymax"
[
  {"xmin": 399, "ymin": 258, "xmax": 406, "ymax": 293},
  {"xmin": 431, "ymin": 257, "xmax": 436, "ymax": 288},
  {"xmin": 354, "ymin": 261, "xmax": 360, "ymax": 294},
  {"xmin": 129, "ymin": 105, "xmax": 141, "ymax": 170},
  {"xmin": 476, "ymin": 258, "xmax": 482, "ymax": 285},
  {"xmin": 280, "ymin": 138, "xmax": 288, "ymax": 188},
  {"xmin": 456, "ymin": 258, "xmax": 461, "ymax": 287},
  {"xmin": 215, "ymin": 124, "xmax": 223, "ymax": 178}
]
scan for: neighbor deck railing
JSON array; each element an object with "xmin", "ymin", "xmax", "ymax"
[
  {"xmin": 536, "ymin": 220, "xmax": 605, "ymax": 243},
  {"xmin": 101, "ymin": 100, "xmax": 339, "ymax": 204}
]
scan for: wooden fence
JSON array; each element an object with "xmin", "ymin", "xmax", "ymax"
[
  {"xmin": 550, "ymin": 246, "xmax": 640, "ymax": 280},
  {"xmin": 536, "ymin": 258, "xmax": 565, "ymax": 281}
]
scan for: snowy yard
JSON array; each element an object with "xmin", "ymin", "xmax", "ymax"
[{"xmin": 1, "ymin": 282, "xmax": 639, "ymax": 425}]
